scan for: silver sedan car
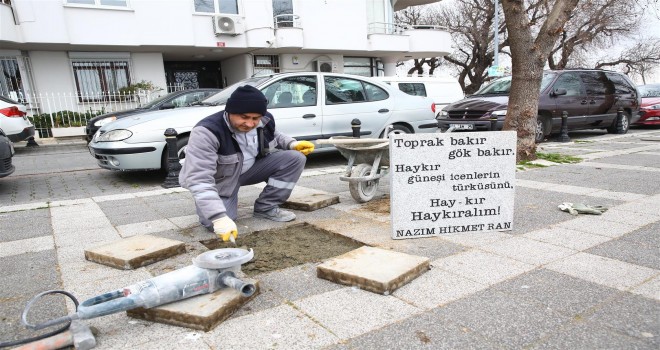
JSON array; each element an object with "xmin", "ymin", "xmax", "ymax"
[{"xmin": 88, "ymin": 72, "xmax": 438, "ymax": 171}]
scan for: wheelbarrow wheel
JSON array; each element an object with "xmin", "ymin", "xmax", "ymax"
[{"xmin": 349, "ymin": 164, "xmax": 379, "ymax": 203}]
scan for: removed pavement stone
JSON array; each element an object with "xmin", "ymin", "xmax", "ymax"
[
  {"xmin": 85, "ymin": 234, "xmax": 186, "ymax": 269},
  {"xmin": 280, "ymin": 186, "xmax": 340, "ymax": 211},
  {"xmin": 126, "ymin": 279, "xmax": 259, "ymax": 331},
  {"xmin": 317, "ymin": 246, "xmax": 430, "ymax": 295}
]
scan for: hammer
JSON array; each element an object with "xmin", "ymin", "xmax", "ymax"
[{"xmin": 14, "ymin": 320, "xmax": 96, "ymax": 350}]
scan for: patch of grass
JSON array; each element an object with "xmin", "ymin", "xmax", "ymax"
[
  {"xmin": 574, "ymin": 140, "xmax": 595, "ymax": 144},
  {"xmin": 517, "ymin": 161, "xmax": 547, "ymax": 169},
  {"xmin": 536, "ymin": 152, "xmax": 582, "ymax": 164}
]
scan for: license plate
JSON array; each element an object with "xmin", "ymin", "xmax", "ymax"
[{"xmin": 449, "ymin": 123, "xmax": 474, "ymax": 130}]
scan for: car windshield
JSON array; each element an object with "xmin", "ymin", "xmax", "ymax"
[
  {"xmin": 202, "ymin": 76, "xmax": 272, "ymax": 105},
  {"xmin": 138, "ymin": 93, "xmax": 178, "ymax": 109},
  {"xmin": 473, "ymin": 72, "xmax": 557, "ymax": 95},
  {"xmin": 637, "ymin": 84, "xmax": 660, "ymax": 98}
]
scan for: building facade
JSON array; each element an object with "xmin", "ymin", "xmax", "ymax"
[{"xmin": 0, "ymin": 0, "xmax": 450, "ymax": 123}]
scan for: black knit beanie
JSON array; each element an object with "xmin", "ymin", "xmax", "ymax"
[{"xmin": 225, "ymin": 85, "xmax": 268, "ymax": 116}]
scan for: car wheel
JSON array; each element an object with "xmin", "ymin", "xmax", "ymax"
[
  {"xmin": 349, "ymin": 164, "xmax": 379, "ymax": 203},
  {"xmin": 161, "ymin": 135, "xmax": 189, "ymax": 171},
  {"xmin": 607, "ymin": 112, "xmax": 630, "ymax": 134},
  {"xmin": 535, "ymin": 117, "xmax": 547, "ymax": 143},
  {"xmin": 380, "ymin": 124, "xmax": 412, "ymax": 138}
]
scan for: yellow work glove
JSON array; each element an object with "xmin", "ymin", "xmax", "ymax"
[
  {"xmin": 212, "ymin": 216, "xmax": 238, "ymax": 242},
  {"xmin": 290, "ymin": 140, "xmax": 315, "ymax": 155}
]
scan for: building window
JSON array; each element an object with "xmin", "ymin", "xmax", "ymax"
[
  {"xmin": 0, "ymin": 57, "xmax": 26, "ymax": 103},
  {"xmin": 253, "ymin": 55, "xmax": 280, "ymax": 76},
  {"xmin": 343, "ymin": 57, "xmax": 383, "ymax": 77},
  {"xmin": 273, "ymin": 0, "xmax": 294, "ymax": 28},
  {"xmin": 194, "ymin": 0, "xmax": 238, "ymax": 14},
  {"xmin": 71, "ymin": 60, "xmax": 131, "ymax": 101},
  {"xmin": 66, "ymin": 0, "xmax": 128, "ymax": 7}
]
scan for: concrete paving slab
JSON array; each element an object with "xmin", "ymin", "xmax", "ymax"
[
  {"xmin": 523, "ymin": 227, "xmax": 612, "ymax": 251},
  {"xmin": 100, "ymin": 202, "xmax": 163, "ymax": 226},
  {"xmin": 0, "ymin": 235, "xmax": 54, "ymax": 258},
  {"xmin": 556, "ymin": 216, "xmax": 635, "ymax": 238},
  {"xmin": 432, "ymin": 250, "xmax": 534, "ymax": 286},
  {"xmin": 517, "ymin": 165, "xmax": 658, "ymax": 195},
  {"xmin": 433, "ymin": 289, "xmax": 570, "ymax": 348},
  {"xmin": 280, "ymin": 186, "xmax": 340, "ymax": 211},
  {"xmin": 389, "ymin": 236, "xmax": 467, "ymax": 261},
  {"xmin": 615, "ymin": 195, "xmax": 660, "ymax": 214},
  {"xmin": 79, "ymin": 313, "xmax": 198, "ymax": 350},
  {"xmin": 202, "ymin": 304, "xmax": 338, "ymax": 349},
  {"xmin": 257, "ymin": 262, "xmax": 344, "ymax": 301},
  {"xmin": 585, "ymin": 293, "xmax": 660, "ymax": 348},
  {"xmin": 115, "ymin": 219, "xmax": 178, "ymax": 237},
  {"xmin": 168, "ymin": 214, "xmax": 200, "ymax": 229},
  {"xmin": 293, "ymin": 287, "xmax": 421, "ymax": 339},
  {"xmin": 92, "ymin": 192, "xmax": 137, "ymax": 202},
  {"xmin": 586, "ymin": 235, "xmax": 660, "ymax": 270},
  {"xmin": 333, "ymin": 307, "xmax": 500, "ymax": 350},
  {"xmin": 49, "ymin": 198, "xmax": 94, "ymax": 207},
  {"xmin": 85, "ymin": 234, "xmax": 186, "ymax": 269},
  {"xmin": 490, "ymin": 268, "xmax": 619, "ymax": 317},
  {"xmin": 230, "ymin": 287, "xmax": 284, "ymax": 319},
  {"xmin": 317, "ymin": 246, "xmax": 430, "ymax": 295},
  {"xmin": 53, "ymin": 227, "xmax": 121, "ymax": 248},
  {"xmin": 481, "ymin": 236, "xmax": 577, "ymax": 266},
  {"xmin": 545, "ymin": 252, "xmax": 658, "ymax": 291},
  {"xmin": 0, "ymin": 202, "xmax": 49, "ymax": 213},
  {"xmin": 577, "ymin": 161, "xmax": 660, "ymax": 173},
  {"xmin": 630, "ymin": 275, "xmax": 660, "ymax": 301},
  {"xmin": 599, "ymin": 208, "xmax": 660, "ymax": 227},
  {"xmin": 586, "ymin": 153, "xmax": 660, "ymax": 168},
  {"xmin": 393, "ymin": 268, "xmax": 488, "ymax": 309},
  {"xmin": 533, "ymin": 320, "xmax": 654, "ymax": 350},
  {"xmin": 126, "ymin": 278, "xmax": 259, "ymax": 331},
  {"xmin": 0, "ymin": 208, "xmax": 52, "ymax": 241},
  {"xmin": 440, "ymin": 231, "xmax": 513, "ymax": 248}
]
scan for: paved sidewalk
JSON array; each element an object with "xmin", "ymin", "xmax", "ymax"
[{"xmin": 1, "ymin": 129, "xmax": 659, "ymax": 349}]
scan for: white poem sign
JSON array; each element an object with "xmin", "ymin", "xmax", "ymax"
[{"xmin": 390, "ymin": 131, "xmax": 517, "ymax": 239}]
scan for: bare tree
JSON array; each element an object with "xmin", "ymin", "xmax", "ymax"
[
  {"xmin": 548, "ymin": 0, "xmax": 642, "ymax": 69},
  {"xmin": 433, "ymin": 0, "xmax": 505, "ymax": 94},
  {"xmin": 501, "ymin": 0, "xmax": 579, "ymax": 161},
  {"xmin": 595, "ymin": 38, "xmax": 660, "ymax": 84}
]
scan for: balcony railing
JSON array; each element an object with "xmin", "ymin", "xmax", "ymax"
[
  {"xmin": 274, "ymin": 14, "xmax": 301, "ymax": 29},
  {"xmin": 368, "ymin": 23, "xmax": 449, "ymax": 35}
]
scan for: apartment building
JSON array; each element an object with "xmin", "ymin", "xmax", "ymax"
[{"xmin": 0, "ymin": 0, "xmax": 450, "ymax": 118}]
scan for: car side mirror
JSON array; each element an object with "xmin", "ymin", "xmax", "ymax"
[
  {"xmin": 552, "ymin": 88, "xmax": 567, "ymax": 96},
  {"xmin": 160, "ymin": 103, "xmax": 176, "ymax": 110}
]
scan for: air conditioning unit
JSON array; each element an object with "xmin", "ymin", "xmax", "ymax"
[
  {"xmin": 213, "ymin": 15, "xmax": 245, "ymax": 36},
  {"xmin": 314, "ymin": 60, "xmax": 334, "ymax": 72}
]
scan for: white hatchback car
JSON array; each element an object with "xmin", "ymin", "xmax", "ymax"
[
  {"xmin": 89, "ymin": 72, "xmax": 438, "ymax": 171},
  {"xmin": 0, "ymin": 96, "xmax": 35, "ymax": 142}
]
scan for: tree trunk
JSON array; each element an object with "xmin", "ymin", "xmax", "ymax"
[{"xmin": 501, "ymin": 0, "xmax": 579, "ymax": 162}]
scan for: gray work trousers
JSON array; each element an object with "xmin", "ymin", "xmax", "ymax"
[{"xmin": 197, "ymin": 149, "xmax": 306, "ymax": 228}]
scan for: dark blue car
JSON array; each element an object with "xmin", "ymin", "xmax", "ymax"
[{"xmin": 85, "ymin": 88, "xmax": 221, "ymax": 141}]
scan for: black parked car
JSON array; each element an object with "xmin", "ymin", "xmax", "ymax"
[
  {"xmin": 85, "ymin": 88, "xmax": 221, "ymax": 141},
  {"xmin": 0, "ymin": 128, "xmax": 15, "ymax": 178},
  {"xmin": 436, "ymin": 69, "xmax": 641, "ymax": 142}
]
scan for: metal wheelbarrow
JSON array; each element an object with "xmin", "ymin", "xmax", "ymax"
[{"xmin": 315, "ymin": 136, "xmax": 390, "ymax": 203}]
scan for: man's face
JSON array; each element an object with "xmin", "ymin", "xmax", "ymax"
[{"xmin": 228, "ymin": 113, "xmax": 262, "ymax": 132}]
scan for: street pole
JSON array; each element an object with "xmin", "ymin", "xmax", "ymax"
[{"xmin": 494, "ymin": 0, "xmax": 499, "ymax": 68}]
